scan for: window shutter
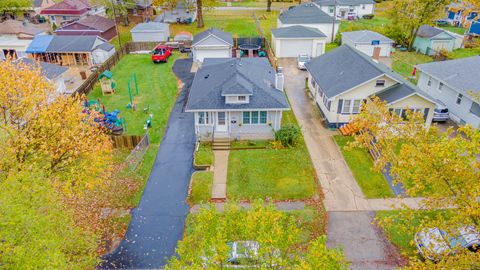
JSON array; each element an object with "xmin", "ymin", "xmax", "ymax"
[
  {"xmin": 337, "ymin": 99, "xmax": 343, "ymax": 113},
  {"xmin": 423, "ymin": 108, "xmax": 430, "ymax": 121}
]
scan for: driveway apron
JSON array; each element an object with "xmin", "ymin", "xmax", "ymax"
[{"xmin": 100, "ymin": 59, "xmax": 196, "ymax": 269}]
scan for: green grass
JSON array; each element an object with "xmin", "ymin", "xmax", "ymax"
[
  {"xmin": 333, "ymin": 135, "xmax": 394, "ymax": 198},
  {"xmin": 438, "ymin": 25, "xmax": 466, "ymax": 35},
  {"xmin": 188, "ymin": 171, "xmax": 213, "ymax": 204},
  {"xmin": 195, "ymin": 142, "xmax": 214, "ymax": 166},
  {"xmin": 391, "ymin": 51, "xmax": 433, "ymax": 79},
  {"xmin": 326, "ymin": 43, "xmax": 339, "ymax": 52},
  {"xmin": 448, "ymin": 47, "xmax": 480, "ymax": 59},
  {"xmin": 230, "ymin": 140, "xmax": 271, "ymax": 149},
  {"xmin": 227, "ymin": 111, "xmax": 317, "ymax": 200},
  {"xmin": 258, "ymin": 11, "xmax": 278, "ymax": 42}
]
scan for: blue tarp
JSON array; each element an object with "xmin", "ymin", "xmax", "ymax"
[
  {"xmin": 26, "ymin": 35, "xmax": 53, "ymax": 53},
  {"xmin": 469, "ymin": 21, "xmax": 480, "ymax": 35},
  {"xmin": 448, "ymin": 11, "xmax": 456, "ymax": 20}
]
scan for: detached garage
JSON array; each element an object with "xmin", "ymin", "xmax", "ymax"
[
  {"xmin": 130, "ymin": 22, "xmax": 170, "ymax": 42},
  {"xmin": 192, "ymin": 28, "xmax": 233, "ymax": 63},
  {"xmin": 341, "ymin": 30, "xmax": 394, "ymax": 58},
  {"xmin": 271, "ymin": 25, "xmax": 327, "ymax": 58}
]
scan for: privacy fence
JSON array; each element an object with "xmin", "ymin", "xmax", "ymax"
[{"xmin": 252, "ymin": 12, "xmax": 278, "ymax": 69}]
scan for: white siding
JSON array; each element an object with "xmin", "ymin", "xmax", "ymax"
[
  {"xmin": 272, "ymin": 37, "xmax": 326, "ymax": 58},
  {"xmin": 319, "ymin": 4, "xmax": 374, "ymax": 19},
  {"xmin": 131, "ymin": 30, "xmax": 170, "ymax": 42},
  {"xmin": 193, "ymin": 47, "xmax": 231, "ymax": 62},
  {"xmin": 278, "ymin": 20, "xmax": 339, "ymax": 43},
  {"xmin": 342, "ymin": 36, "xmax": 392, "ymax": 57}
]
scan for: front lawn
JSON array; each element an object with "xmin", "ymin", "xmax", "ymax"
[
  {"xmin": 391, "ymin": 51, "xmax": 433, "ymax": 79},
  {"xmin": 438, "ymin": 25, "xmax": 466, "ymax": 35},
  {"xmin": 333, "ymin": 135, "xmax": 394, "ymax": 198},
  {"xmin": 194, "ymin": 142, "xmax": 214, "ymax": 166},
  {"xmin": 448, "ymin": 47, "xmax": 480, "ymax": 59},
  {"xmin": 227, "ymin": 111, "xmax": 317, "ymax": 200},
  {"xmin": 188, "ymin": 171, "xmax": 213, "ymax": 204}
]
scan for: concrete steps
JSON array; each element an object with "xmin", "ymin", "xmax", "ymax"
[{"xmin": 213, "ymin": 138, "xmax": 230, "ymax": 150}]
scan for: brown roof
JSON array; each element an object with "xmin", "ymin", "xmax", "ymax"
[
  {"xmin": 0, "ymin": 20, "xmax": 49, "ymax": 36},
  {"xmin": 76, "ymin": 15, "xmax": 115, "ymax": 31},
  {"xmin": 41, "ymin": 0, "xmax": 90, "ymax": 15}
]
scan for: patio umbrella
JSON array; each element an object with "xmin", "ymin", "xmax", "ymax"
[{"xmin": 174, "ymin": 31, "xmax": 193, "ymax": 41}]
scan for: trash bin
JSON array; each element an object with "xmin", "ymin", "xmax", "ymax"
[{"xmin": 80, "ymin": 71, "xmax": 87, "ymax": 80}]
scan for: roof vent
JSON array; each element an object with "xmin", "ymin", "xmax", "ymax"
[{"xmin": 204, "ymin": 74, "xmax": 209, "ymax": 79}]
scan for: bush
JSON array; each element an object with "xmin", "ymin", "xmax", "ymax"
[
  {"xmin": 275, "ymin": 124, "xmax": 301, "ymax": 147},
  {"xmin": 362, "ymin": 14, "xmax": 375, "ymax": 19}
]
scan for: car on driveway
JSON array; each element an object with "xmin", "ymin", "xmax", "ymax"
[
  {"xmin": 432, "ymin": 103, "xmax": 449, "ymax": 122},
  {"xmin": 415, "ymin": 226, "xmax": 480, "ymax": 261},
  {"xmin": 152, "ymin": 44, "xmax": 172, "ymax": 63},
  {"xmin": 297, "ymin": 54, "xmax": 310, "ymax": 70},
  {"xmin": 203, "ymin": 241, "xmax": 280, "ymax": 267}
]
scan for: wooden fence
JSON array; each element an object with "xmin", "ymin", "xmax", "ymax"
[
  {"xmin": 110, "ymin": 134, "xmax": 145, "ymax": 149},
  {"xmin": 252, "ymin": 12, "xmax": 278, "ymax": 70}
]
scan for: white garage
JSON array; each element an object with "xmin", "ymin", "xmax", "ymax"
[
  {"xmin": 341, "ymin": 30, "xmax": 394, "ymax": 58},
  {"xmin": 272, "ymin": 25, "xmax": 327, "ymax": 58},
  {"xmin": 130, "ymin": 22, "xmax": 170, "ymax": 42},
  {"xmin": 192, "ymin": 28, "xmax": 233, "ymax": 63}
]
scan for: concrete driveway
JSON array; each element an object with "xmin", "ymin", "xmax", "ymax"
[
  {"xmin": 279, "ymin": 58, "xmax": 404, "ymax": 269},
  {"xmin": 100, "ymin": 59, "xmax": 196, "ymax": 269}
]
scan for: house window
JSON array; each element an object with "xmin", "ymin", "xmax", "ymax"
[
  {"xmin": 456, "ymin": 93, "xmax": 463, "ymax": 105},
  {"xmin": 349, "ymin": 5, "xmax": 354, "ymax": 12},
  {"xmin": 342, "ymin": 99, "xmax": 362, "ymax": 114},
  {"xmin": 312, "ymin": 79, "xmax": 316, "ymax": 88},
  {"xmin": 394, "ymin": 108, "xmax": 402, "ymax": 117},
  {"xmin": 243, "ymin": 111, "xmax": 267, "ymax": 124},
  {"xmin": 352, "ymin": 100, "xmax": 361, "ymax": 114},
  {"xmin": 342, "ymin": 100, "xmax": 352, "ymax": 114},
  {"xmin": 50, "ymin": 16, "xmax": 56, "ymax": 23},
  {"xmin": 376, "ymin": 80, "xmax": 386, "ymax": 87},
  {"xmin": 198, "ymin": 112, "xmax": 210, "ymax": 124},
  {"xmin": 329, "ymin": 6, "xmax": 334, "ymax": 13},
  {"xmin": 238, "ymin": 95, "xmax": 246, "ymax": 101},
  {"xmin": 362, "ymin": 4, "xmax": 366, "ymax": 9},
  {"xmin": 62, "ymin": 16, "xmax": 67, "ymax": 20},
  {"xmin": 427, "ymin": 77, "xmax": 432, "ymax": 86},
  {"xmin": 438, "ymin": 82, "xmax": 444, "ymax": 91}
]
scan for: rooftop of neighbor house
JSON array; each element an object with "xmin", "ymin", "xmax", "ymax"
[
  {"xmin": 27, "ymin": 35, "xmax": 113, "ymax": 53},
  {"xmin": 305, "ymin": 44, "xmax": 435, "ymax": 103},
  {"xmin": 271, "ymin": 25, "xmax": 327, "ymax": 38},
  {"xmin": 416, "ymin": 56, "xmax": 480, "ymax": 95},
  {"xmin": 416, "ymin": 25, "xmax": 455, "ymax": 39},
  {"xmin": 314, "ymin": 0, "xmax": 375, "ymax": 5},
  {"xmin": 15, "ymin": 58, "xmax": 68, "ymax": 80},
  {"xmin": 57, "ymin": 15, "xmax": 115, "ymax": 32},
  {"xmin": 192, "ymin": 28, "xmax": 233, "ymax": 46},
  {"xmin": 40, "ymin": 0, "xmax": 90, "ymax": 15},
  {"xmin": 185, "ymin": 58, "xmax": 289, "ymax": 111},
  {"xmin": 130, "ymin": 22, "xmax": 170, "ymax": 32},
  {"xmin": 0, "ymin": 20, "xmax": 50, "ymax": 36},
  {"xmin": 278, "ymin": 3, "xmax": 338, "ymax": 24},
  {"xmin": 342, "ymin": 30, "xmax": 394, "ymax": 44}
]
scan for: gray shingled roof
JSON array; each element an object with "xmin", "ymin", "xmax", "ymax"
[
  {"xmin": 46, "ymin": 35, "xmax": 108, "ymax": 52},
  {"xmin": 16, "ymin": 58, "xmax": 68, "ymax": 80},
  {"xmin": 95, "ymin": 42, "xmax": 115, "ymax": 51},
  {"xmin": 130, "ymin": 22, "xmax": 169, "ymax": 32},
  {"xmin": 416, "ymin": 56, "xmax": 480, "ymax": 96},
  {"xmin": 375, "ymin": 84, "xmax": 415, "ymax": 104},
  {"xmin": 305, "ymin": 44, "xmax": 434, "ymax": 103},
  {"xmin": 279, "ymin": 3, "xmax": 337, "ymax": 24},
  {"xmin": 185, "ymin": 58, "xmax": 289, "ymax": 111},
  {"xmin": 314, "ymin": 0, "xmax": 375, "ymax": 5},
  {"xmin": 272, "ymin": 25, "xmax": 326, "ymax": 38},
  {"xmin": 192, "ymin": 28, "xmax": 233, "ymax": 46},
  {"xmin": 417, "ymin": 25, "xmax": 454, "ymax": 39},
  {"xmin": 341, "ymin": 30, "xmax": 393, "ymax": 44}
]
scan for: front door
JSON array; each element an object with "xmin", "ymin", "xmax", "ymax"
[
  {"xmin": 373, "ymin": 47, "xmax": 381, "ymax": 59},
  {"xmin": 216, "ymin": 112, "xmax": 227, "ymax": 132}
]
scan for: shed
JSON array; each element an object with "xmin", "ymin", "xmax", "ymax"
[
  {"xmin": 341, "ymin": 30, "xmax": 394, "ymax": 58},
  {"xmin": 130, "ymin": 22, "xmax": 170, "ymax": 42},
  {"xmin": 271, "ymin": 25, "xmax": 327, "ymax": 58},
  {"xmin": 192, "ymin": 28, "xmax": 233, "ymax": 63}
]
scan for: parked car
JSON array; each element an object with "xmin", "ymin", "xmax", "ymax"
[
  {"xmin": 297, "ymin": 54, "xmax": 310, "ymax": 70},
  {"xmin": 151, "ymin": 44, "xmax": 172, "ymax": 63},
  {"xmin": 415, "ymin": 226, "xmax": 480, "ymax": 262},
  {"xmin": 347, "ymin": 12, "xmax": 358, "ymax": 20},
  {"xmin": 202, "ymin": 241, "xmax": 280, "ymax": 268},
  {"xmin": 432, "ymin": 104, "xmax": 449, "ymax": 122}
]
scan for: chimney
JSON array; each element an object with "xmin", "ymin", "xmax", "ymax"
[{"xmin": 275, "ymin": 67, "xmax": 284, "ymax": 91}]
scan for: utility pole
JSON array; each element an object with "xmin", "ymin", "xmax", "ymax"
[
  {"xmin": 331, "ymin": 0, "xmax": 336, "ymax": 43},
  {"xmin": 110, "ymin": 0, "xmax": 122, "ymax": 48}
]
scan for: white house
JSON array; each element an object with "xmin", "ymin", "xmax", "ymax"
[
  {"xmin": 416, "ymin": 57, "xmax": 480, "ymax": 128},
  {"xmin": 341, "ymin": 30, "xmax": 394, "ymax": 58},
  {"xmin": 192, "ymin": 28, "xmax": 233, "ymax": 63},
  {"xmin": 271, "ymin": 25, "xmax": 327, "ymax": 58},
  {"xmin": 130, "ymin": 22, "xmax": 170, "ymax": 42},
  {"xmin": 16, "ymin": 58, "xmax": 69, "ymax": 94},
  {"xmin": 185, "ymin": 58, "xmax": 290, "ymax": 141},
  {"xmin": 305, "ymin": 45, "xmax": 436, "ymax": 129},
  {"xmin": 277, "ymin": 3, "xmax": 339, "ymax": 43},
  {"xmin": 315, "ymin": 0, "xmax": 375, "ymax": 19}
]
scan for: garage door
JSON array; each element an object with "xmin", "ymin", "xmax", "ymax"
[
  {"xmin": 431, "ymin": 40, "xmax": 451, "ymax": 52},
  {"xmin": 278, "ymin": 39, "xmax": 313, "ymax": 58},
  {"xmin": 195, "ymin": 48, "xmax": 230, "ymax": 62}
]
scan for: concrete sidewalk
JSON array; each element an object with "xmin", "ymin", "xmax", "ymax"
[
  {"xmin": 211, "ymin": 150, "xmax": 229, "ymax": 199},
  {"xmin": 190, "ymin": 201, "xmax": 306, "ymax": 214}
]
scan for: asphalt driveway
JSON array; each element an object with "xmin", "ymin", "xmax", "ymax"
[{"xmin": 100, "ymin": 59, "xmax": 196, "ymax": 269}]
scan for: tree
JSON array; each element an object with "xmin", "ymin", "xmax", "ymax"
[
  {"xmin": 350, "ymin": 98, "xmax": 480, "ymax": 266},
  {"xmin": 0, "ymin": 0, "xmax": 31, "ymax": 13},
  {"xmin": 389, "ymin": 0, "xmax": 452, "ymax": 49},
  {"xmin": 166, "ymin": 201, "xmax": 349, "ymax": 269},
  {"xmin": 101, "ymin": 0, "xmax": 136, "ymax": 26},
  {"xmin": 267, "ymin": 0, "xmax": 272, "ymax": 12},
  {"xmin": 195, "ymin": 0, "xmax": 217, "ymax": 28}
]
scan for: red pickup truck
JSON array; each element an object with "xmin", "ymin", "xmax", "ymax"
[{"xmin": 152, "ymin": 45, "xmax": 172, "ymax": 63}]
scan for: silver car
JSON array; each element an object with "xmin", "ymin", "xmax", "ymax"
[
  {"xmin": 297, "ymin": 54, "xmax": 310, "ymax": 70},
  {"xmin": 432, "ymin": 104, "xmax": 449, "ymax": 122},
  {"xmin": 415, "ymin": 226, "xmax": 480, "ymax": 261}
]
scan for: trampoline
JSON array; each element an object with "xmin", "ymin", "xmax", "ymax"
[{"xmin": 238, "ymin": 44, "xmax": 261, "ymax": 51}]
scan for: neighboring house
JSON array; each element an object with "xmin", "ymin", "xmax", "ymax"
[
  {"xmin": 156, "ymin": 0, "xmax": 197, "ymax": 23},
  {"xmin": 123, "ymin": 0, "xmax": 153, "ymax": 20},
  {"xmin": 185, "ymin": 58, "xmax": 289, "ymax": 141},
  {"xmin": 341, "ymin": 30, "xmax": 393, "ymax": 58},
  {"xmin": 413, "ymin": 25, "xmax": 462, "ymax": 55},
  {"xmin": 315, "ymin": 0, "xmax": 375, "ymax": 19},
  {"xmin": 305, "ymin": 45, "xmax": 436, "ymax": 129},
  {"xmin": 32, "ymin": 0, "xmax": 56, "ymax": 16},
  {"xmin": 192, "ymin": 28, "xmax": 233, "ymax": 63},
  {"xmin": 26, "ymin": 35, "xmax": 115, "ymax": 66},
  {"xmin": 416, "ymin": 57, "xmax": 480, "ymax": 128},
  {"xmin": 271, "ymin": 25, "xmax": 327, "ymax": 58},
  {"xmin": 15, "ymin": 58, "xmax": 69, "ymax": 94},
  {"xmin": 55, "ymin": 15, "xmax": 117, "ymax": 41},
  {"xmin": 446, "ymin": 2, "xmax": 479, "ymax": 29},
  {"xmin": 277, "ymin": 3, "xmax": 339, "ymax": 43},
  {"xmin": 0, "ymin": 20, "xmax": 49, "ymax": 60},
  {"xmin": 130, "ymin": 22, "xmax": 170, "ymax": 42},
  {"xmin": 40, "ymin": 0, "xmax": 90, "ymax": 26}
]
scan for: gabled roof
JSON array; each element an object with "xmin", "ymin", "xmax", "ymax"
[
  {"xmin": 314, "ymin": 0, "xmax": 375, "ymax": 5},
  {"xmin": 341, "ymin": 30, "xmax": 393, "ymax": 44},
  {"xmin": 15, "ymin": 58, "xmax": 68, "ymax": 80},
  {"xmin": 46, "ymin": 35, "xmax": 106, "ymax": 52},
  {"xmin": 0, "ymin": 20, "xmax": 49, "ymax": 36},
  {"xmin": 73, "ymin": 15, "xmax": 115, "ymax": 31},
  {"xmin": 192, "ymin": 28, "xmax": 233, "ymax": 46},
  {"xmin": 271, "ymin": 25, "xmax": 326, "ymax": 38},
  {"xmin": 416, "ymin": 56, "xmax": 480, "ymax": 96},
  {"xmin": 417, "ymin": 25, "xmax": 455, "ymax": 39},
  {"xmin": 25, "ymin": 35, "xmax": 53, "ymax": 53},
  {"xmin": 186, "ymin": 58, "xmax": 289, "ymax": 111},
  {"xmin": 40, "ymin": 0, "xmax": 90, "ymax": 15},
  {"xmin": 130, "ymin": 22, "xmax": 169, "ymax": 32},
  {"xmin": 305, "ymin": 44, "xmax": 434, "ymax": 103},
  {"xmin": 95, "ymin": 42, "xmax": 115, "ymax": 51},
  {"xmin": 278, "ymin": 3, "xmax": 337, "ymax": 24}
]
